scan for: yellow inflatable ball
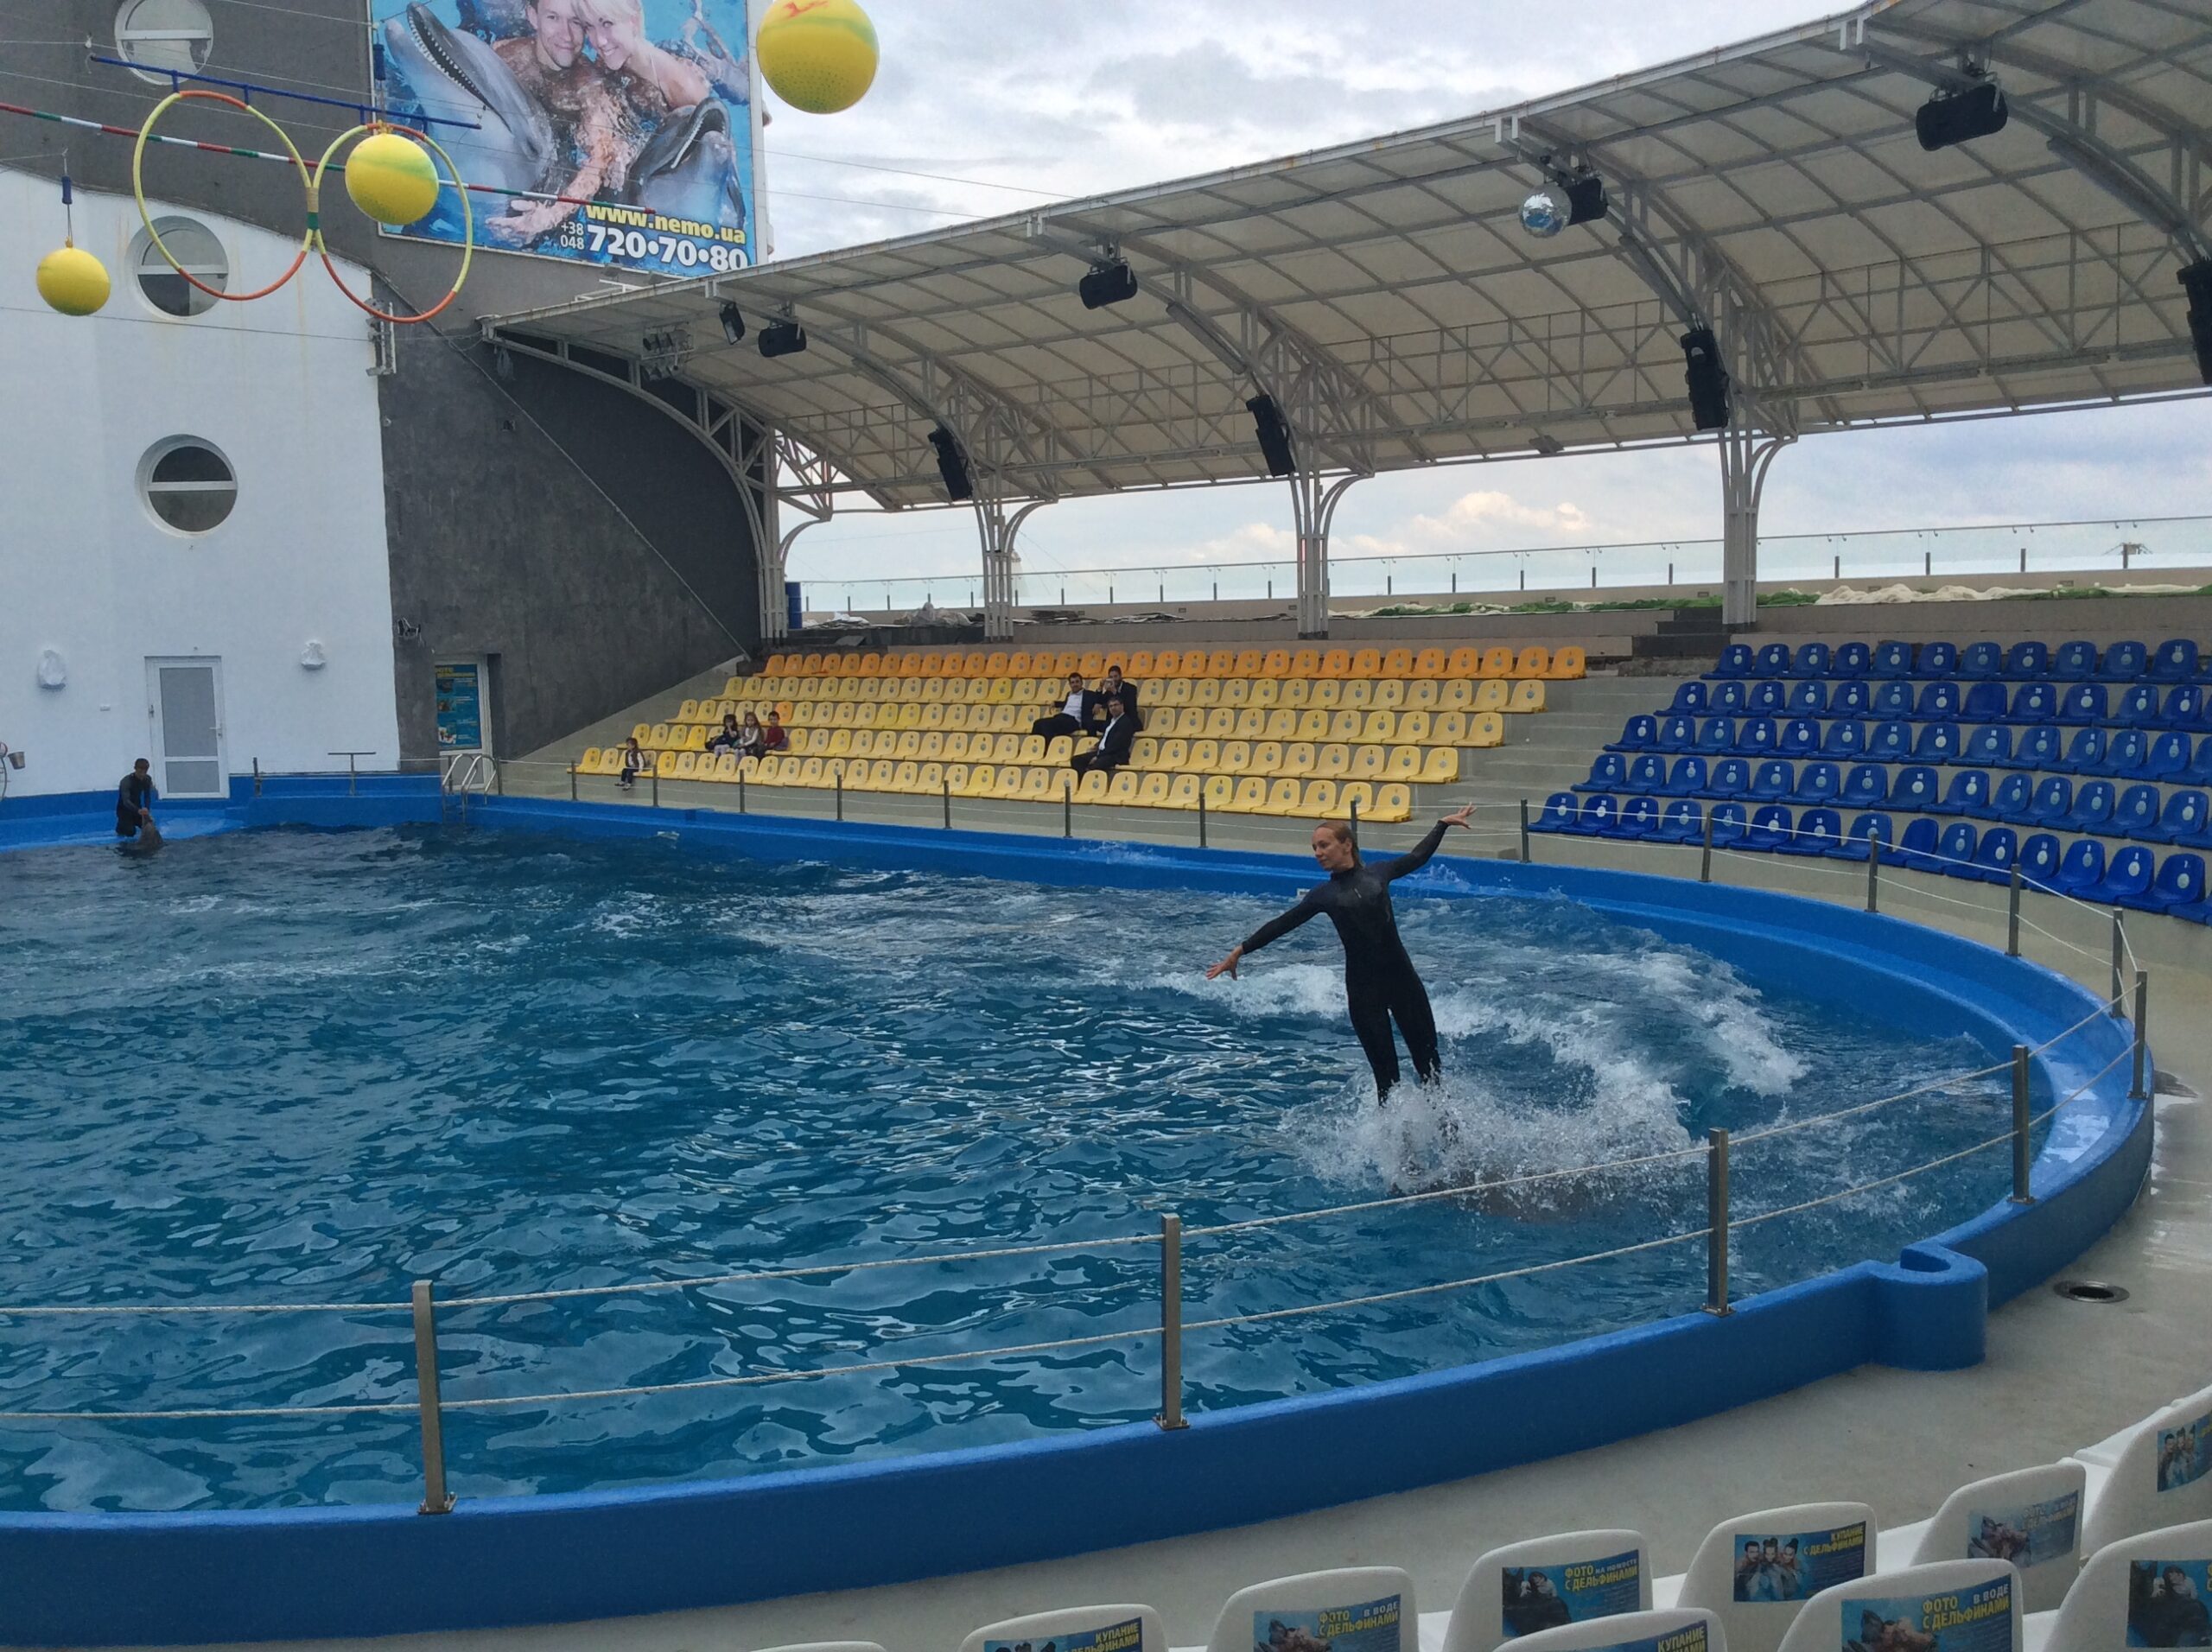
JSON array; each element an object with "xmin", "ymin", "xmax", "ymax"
[
  {"xmin": 345, "ymin": 130, "xmax": 442, "ymax": 226},
  {"xmin": 36, "ymin": 243, "xmax": 110, "ymax": 316},
  {"xmin": 757, "ymin": 0, "xmax": 879, "ymax": 115}
]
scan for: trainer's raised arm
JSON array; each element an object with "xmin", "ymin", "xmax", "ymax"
[{"xmin": 1382, "ymin": 804, "xmax": 1474, "ymax": 881}]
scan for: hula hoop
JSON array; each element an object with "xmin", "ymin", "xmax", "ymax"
[
  {"xmin": 312, "ymin": 122, "xmax": 473, "ymax": 325},
  {"xmin": 131, "ymin": 89, "xmax": 313, "ymax": 302}
]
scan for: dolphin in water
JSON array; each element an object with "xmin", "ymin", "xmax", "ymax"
[
  {"xmin": 625, "ymin": 98, "xmax": 744, "ymax": 229},
  {"xmin": 379, "ymin": 3, "xmax": 555, "ymax": 197}
]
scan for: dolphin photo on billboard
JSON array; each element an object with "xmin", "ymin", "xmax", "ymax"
[{"xmin": 372, "ymin": 0, "xmax": 756, "ymax": 276}]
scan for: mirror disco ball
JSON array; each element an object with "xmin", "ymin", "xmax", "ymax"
[{"xmin": 1520, "ymin": 190, "xmax": 1568, "ymax": 238}]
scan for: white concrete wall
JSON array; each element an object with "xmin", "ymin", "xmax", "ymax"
[{"xmin": 0, "ymin": 168, "xmax": 400, "ymax": 800}]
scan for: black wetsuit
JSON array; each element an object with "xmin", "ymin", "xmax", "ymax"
[
  {"xmin": 116, "ymin": 770, "xmax": 156, "ymax": 837},
  {"xmin": 1239, "ymin": 821, "xmax": 1449, "ymax": 1099}
]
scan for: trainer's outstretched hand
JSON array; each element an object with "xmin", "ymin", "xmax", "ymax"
[
  {"xmin": 1442, "ymin": 804, "xmax": 1476, "ymax": 830},
  {"xmin": 1206, "ymin": 944, "xmax": 1243, "ymax": 981}
]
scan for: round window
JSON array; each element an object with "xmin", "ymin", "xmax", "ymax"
[
  {"xmin": 130, "ymin": 217, "xmax": 227, "ymax": 316},
  {"xmin": 140, "ymin": 438, "xmax": 236, "ymax": 534},
  {"xmin": 115, "ymin": 0, "xmax": 213, "ymax": 81}
]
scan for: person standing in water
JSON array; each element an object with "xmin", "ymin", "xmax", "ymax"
[
  {"xmin": 1207, "ymin": 806, "xmax": 1473, "ymax": 1101},
  {"xmin": 115, "ymin": 758, "xmax": 160, "ymax": 846}
]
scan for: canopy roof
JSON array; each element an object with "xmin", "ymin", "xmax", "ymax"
[{"xmin": 483, "ymin": 0, "xmax": 2212, "ymax": 511}]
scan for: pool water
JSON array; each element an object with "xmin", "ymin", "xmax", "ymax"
[{"xmin": 0, "ymin": 826, "xmax": 2020, "ymax": 1511}]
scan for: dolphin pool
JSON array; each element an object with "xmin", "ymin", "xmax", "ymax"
[{"xmin": 0, "ymin": 822, "xmax": 2044, "ymax": 1515}]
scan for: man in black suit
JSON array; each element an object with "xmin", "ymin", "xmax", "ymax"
[
  {"xmin": 1072, "ymin": 696, "xmax": 1138, "ymax": 775},
  {"xmin": 1033, "ymin": 670, "xmax": 1096, "ymax": 739},
  {"xmin": 1091, "ymin": 664, "xmax": 1140, "ymax": 729}
]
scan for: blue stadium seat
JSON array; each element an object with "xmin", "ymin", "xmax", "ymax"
[
  {"xmin": 1966, "ymin": 827, "xmax": 2020, "ymax": 884},
  {"xmin": 2083, "ymin": 845, "xmax": 2156, "ymax": 906},
  {"xmin": 1840, "ymin": 764, "xmax": 1891, "ymax": 809},
  {"xmin": 1611, "ymin": 715, "xmax": 1658, "ymax": 752},
  {"xmin": 2056, "ymin": 683, "xmax": 2109, "ymax": 725},
  {"xmin": 2004, "ymin": 682, "xmax": 2058, "ymax": 726},
  {"xmin": 1958, "ymin": 641, "xmax": 2004, "ymax": 680},
  {"xmin": 2151, "ymin": 639, "xmax": 2201, "ymax": 683},
  {"xmin": 2025, "ymin": 776, "xmax": 2074, "ymax": 828},
  {"xmin": 1735, "ymin": 716, "xmax": 1779, "ymax": 757},
  {"xmin": 1780, "ymin": 718, "xmax": 1821, "ymax": 758},
  {"xmin": 1705, "ymin": 758, "xmax": 1751, "ymax": 800},
  {"xmin": 1668, "ymin": 681, "xmax": 1711, "ymax": 715},
  {"xmin": 1654, "ymin": 798, "xmax": 1706, "ymax": 844},
  {"xmin": 2112, "ymin": 784, "xmax": 2163, "ymax": 839},
  {"xmin": 1891, "ymin": 816, "xmax": 1942, "ymax": 871},
  {"xmin": 1562, "ymin": 793, "xmax": 1619, "ymax": 836},
  {"xmin": 2190, "ymin": 738, "xmax": 2212, "ymax": 786},
  {"xmin": 1534, "ymin": 792, "xmax": 1580, "ymax": 832},
  {"xmin": 2163, "ymin": 685, "xmax": 2205, "ymax": 730},
  {"xmin": 1821, "ymin": 719, "xmax": 1867, "ymax": 759},
  {"xmin": 1836, "ymin": 813, "xmax": 1894, "ymax": 862},
  {"xmin": 1747, "ymin": 681, "xmax": 1788, "ymax": 716},
  {"xmin": 2115, "ymin": 683, "xmax": 2162, "ymax": 727},
  {"xmin": 1962, "ymin": 725, "xmax": 2013, "ymax": 767},
  {"xmin": 1577, "ymin": 753, "xmax": 1629, "ymax": 792},
  {"xmin": 1916, "ymin": 820, "xmax": 1977, "ymax": 875},
  {"xmin": 1707, "ymin": 643, "xmax": 1755, "ymax": 679},
  {"xmin": 1871, "ymin": 640, "xmax": 1914, "ymax": 678},
  {"xmin": 2063, "ymin": 778, "xmax": 2118, "ymax": 834},
  {"xmin": 1709, "ymin": 680, "xmax": 1750, "ymax": 716},
  {"xmin": 1830, "ymin": 680, "xmax": 1874, "ymax": 719},
  {"xmin": 1662, "ymin": 756, "xmax": 1709, "ymax": 797},
  {"xmin": 1793, "ymin": 643, "xmax": 1832, "ymax": 678},
  {"xmin": 2011, "ymin": 724, "xmax": 2063, "ymax": 770},
  {"xmin": 2097, "ymin": 640, "xmax": 2147, "ymax": 682},
  {"xmin": 1777, "ymin": 807, "xmax": 1842, "ymax": 856},
  {"xmin": 2141, "ymin": 789, "xmax": 2209, "ymax": 847},
  {"xmin": 1913, "ymin": 721, "xmax": 1962, "ymax": 762},
  {"xmin": 1915, "ymin": 682, "xmax": 1964, "ymax": 721},
  {"xmin": 1750, "ymin": 759, "xmax": 1795, "ymax": 802},
  {"xmin": 1655, "ymin": 714, "xmax": 1698, "ymax": 753},
  {"xmin": 2097, "ymin": 728, "xmax": 2151, "ymax": 778},
  {"xmin": 1754, "ymin": 643, "xmax": 1794, "ymax": 677},
  {"xmin": 1928, "ymin": 769, "xmax": 1991, "ymax": 816},
  {"xmin": 1917, "ymin": 641, "xmax": 1960, "ymax": 677},
  {"xmin": 2050, "ymin": 640, "xmax": 2098, "ymax": 681},
  {"xmin": 1872, "ymin": 681, "xmax": 1916, "ymax": 721},
  {"xmin": 1710, "ymin": 801, "xmax": 1750, "ymax": 846},
  {"xmin": 1962, "ymin": 681, "xmax": 2010, "ymax": 722},
  {"xmin": 2052, "ymin": 728, "xmax": 2107, "ymax": 775},
  {"xmin": 1613, "ymin": 796, "xmax": 1662, "ymax": 839},
  {"xmin": 1697, "ymin": 717, "xmax": 1738, "ymax": 755},
  {"xmin": 1743, "ymin": 804, "xmax": 1796, "ymax": 851},
  {"xmin": 2019, "ymin": 832, "xmax": 2063, "ymax": 888},
  {"xmin": 2143, "ymin": 732, "xmax": 2190, "ymax": 781},
  {"xmin": 1831, "ymin": 641, "xmax": 1872, "ymax": 678},
  {"xmin": 1868, "ymin": 720, "xmax": 1914, "ymax": 762},
  {"xmin": 1627, "ymin": 754, "xmax": 1668, "ymax": 793},
  {"xmin": 2129, "ymin": 853, "xmax": 2206, "ymax": 913},
  {"xmin": 1787, "ymin": 680, "xmax": 1828, "ymax": 717},
  {"xmin": 2004, "ymin": 641, "xmax": 2050, "ymax": 679},
  {"xmin": 1891, "ymin": 765, "xmax": 1942, "ymax": 813},
  {"xmin": 1972, "ymin": 772, "xmax": 2032, "ymax": 823},
  {"xmin": 1789, "ymin": 761, "xmax": 1841, "ymax": 805}
]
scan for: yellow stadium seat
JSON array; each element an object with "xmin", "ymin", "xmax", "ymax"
[
  {"xmin": 942, "ymin": 762, "xmax": 971, "ymax": 795},
  {"xmin": 1136, "ymin": 772, "xmax": 1173, "ymax": 808},
  {"xmin": 849, "ymin": 730, "xmax": 878, "ymax": 759},
  {"xmin": 1013, "ymin": 734, "xmax": 1043, "ymax": 764},
  {"xmin": 894, "ymin": 730, "xmax": 923, "ymax": 759},
  {"xmin": 1230, "ymin": 649, "xmax": 1264, "ymax": 677},
  {"xmin": 1371, "ymin": 680, "xmax": 1405, "ymax": 711},
  {"xmin": 1413, "ymin": 647, "xmax": 1448, "ymax": 679},
  {"xmin": 1349, "ymin": 746, "xmax": 1387, "ymax": 780},
  {"xmin": 747, "ymin": 755, "xmax": 782, "ymax": 785},
  {"xmin": 870, "ymin": 759, "xmax": 901, "ymax": 791},
  {"xmin": 918, "ymin": 732, "xmax": 946, "ymax": 760},
  {"xmin": 1438, "ymin": 680, "xmax": 1475, "ymax": 711},
  {"xmin": 1475, "ymin": 647, "xmax": 1513, "ymax": 678},
  {"xmin": 1514, "ymin": 646, "xmax": 1549, "ymax": 677},
  {"xmin": 1152, "ymin": 649, "xmax": 1183, "ymax": 677},
  {"xmin": 1165, "ymin": 773, "xmax": 1202, "ymax": 809},
  {"xmin": 991, "ymin": 766, "xmax": 1025, "ymax": 799},
  {"xmin": 1249, "ymin": 740, "xmax": 1285, "ymax": 776},
  {"xmin": 1251, "ymin": 649, "xmax": 1286, "ymax": 677},
  {"xmin": 713, "ymin": 754, "xmax": 742, "ymax": 781},
  {"xmin": 1361, "ymin": 711, "xmax": 1397, "ymax": 743},
  {"xmin": 893, "ymin": 761, "xmax": 924, "ymax": 793},
  {"xmin": 1428, "ymin": 711, "xmax": 1467, "ymax": 747},
  {"xmin": 826, "ymin": 730, "xmax": 853, "ymax": 757},
  {"xmin": 1281, "ymin": 742, "xmax": 1317, "ymax": 777},
  {"xmin": 979, "ymin": 733, "xmax": 1010, "ymax": 762},
  {"xmin": 1198, "ymin": 649, "xmax": 1233, "ymax": 677},
  {"xmin": 1508, "ymin": 680, "xmax": 1548, "ymax": 712},
  {"xmin": 1384, "ymin": 746, "xmax": 1421, "ymax": 781},
  {"xmin": 1201, "ymin": 773, "xmax": 1236, "ymax": 810},
  {"xmin": 1303, "ymin": 779, "xmax": 1340, "ymax": 815},
  {"xmin": 1338, "ymin": 780, "xmax": 1376, "ymax": 819},
  {"xmin": 1350, "ymin": 649, "xmax": 1382, "ymax": 677},
  {"xmin": 1327, "ymin": 710, "xmax": 1363, "ymax": 744},
  {"xmin": 937, "ymin": 731, "xmax": 966, "ymax": 760},
  {"xmin": 1338, "ymin": 681, "xmax": 1373, "ymax": 713},
  {"xmin": 1397, "ymin": 711, "xmax": 1433, "ymax": 745},
  {"xmin": 1261, "ymin": 708, "xmax": 1297, "ymax": 741},
  {"xmin": 677, "ymin": 698, "xmax": 701, "ymax": 722},
  {"xmin": 1131, "ymin": 736, "xmax": 1160, "ymax": 767},
  {"xmin": 1200, "ymin": 708, "xmax": 1235, "ymax": 739},
  {"xmin": 1369, "ymin": 784, "xmax": 1414, "ymax": 823},
  {"xmin": 1191, "ymin": 679, "xmax": 1223, "ymax": 708},
  {"xmin": 1316, "ymin": 744, "xmax": 1351, "ymax": 778},
  {"xmin": 1020, "ymin": 766, "xmax": 1056, "ymax": 801},
  {"xmin": 1231, "ymin": 708, "xmax": 1265, "ymax": 740},
  {"xmin": 688, "ymin": 727, "xmax": 711, "ymax": 752},
  {"xmin": 959, "ymin": 763, "xmax": 995, "ymax": 797},
  {"xmin": 1219, "ymin": 740, "xmax": 1253, "ymax": 775},
  {"xmin": 1221, "ymin": 679, "xmax": 1251, "ymax": 708},
  {"xmin": 1224, "ymin": 776, "xmax": 1268, "ymax": 813},
  {"xmin": 1420, "ymin": 748, "xmax": 1460, "ymax": 784},
  {"xmin": 1069, "ymin": 651, "xmax": 1099, "ymax": 677},
  {"xmin": 1187, "ymin": 738, "xmax": 1221, "ymax": 772},
  {"xmin": 1294, "ymin": 708, "xmax": 1329, "ymax": 743},
  {"xmin": 799, "ymin": 652, "xmax": 824, "ymax": 673},
  {"xmin": 940, "ymin": 705, "xmax": 969, "ymax": 733},
  {"xmin": 1473, "ymin": 680, "xmax": 1510, "ymax": 714},
  {"xmin": 1319, "ymin": 649, "xmax": 1352, "ymax": 678},
  {"xmin": 1263, "ymin": 778, "xmax": 1304, "ymax": 815},
  {"xmin": 1158, "ymin": 738, "xmax": 1191, "ymax": 771},
  {"xmin": 1160, "ymin": 678, "xmax": 1194, "ymax": 707},
  {"xmin": 1005, "ymin": 651, "xmax": 1033, "ymax": 676},
  {"xmin": 1071, "ymin": 770, "xmax": 1107, "ymax": 804},
  {"xmin": 1402, "ymin": 680, "xmax": 1440, "ymax": 713},
  {"xmin": 1382, "ymin": 648, "xmax": 1414, "ymax": 677},
  {"xmin": 985, "ymin": 680, "xmax": 1015, "ymax": 705},
  {"xmin": 1249, "ymin": 679, "xmax": 1281, "ymax": 710},
  {"xmin": 1469, "ymin": 712, "xmax": 1505, "ymax": 747},
  {"xmin": 798, "ymin": 756, "xmax": 828, "ymax": 787},
  {"xmin": 1287, "ymin": 647, "xmax": 1322, "ymax": 678},
  {"xmin": 1045, "ymin": 735, "xmax": 1076, "ymax": 763},
  {"xmin": 648, "ymin": 721, "xmax": 673, "ymax": 747},
  {"xmin": 1124, "ymin": 651, "xmax": 1156, "ymax": 677},
  {"xmin": 580, "ymin": 747, "xmax": 604, "ymax": 772},
  {"xmin": 1545, "ymin": 645, "xmax": 1586, "ymax": 679},
  {"xmin": 1104, "ymin": 771, "xmax": 1141, "ymax": 806},
  {"xmin": 897, "ymin": 705, "xmax": 925, "ymax": 729},
  {"xmin": 992, "ymin": 705, "xmax": 1023, "ymax": 732}
]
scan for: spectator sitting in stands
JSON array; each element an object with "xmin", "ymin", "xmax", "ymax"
[
  {"xmin": 705, "ymin": 711, "xmax": 742, "ymax": 754},
  {"xmin": 1071, "ymin": 696, "xmax": 1137, "ymax": 775},
  {"xmin": 617, "ymin": 735, "xmax": 651, "ymax": 790},
  {"xmin": 730, "ymin": 711, "xmax": 766, "ymax": 762},
  {"xmin": 1093, "ymin": 664, "xmax": 1140, "ymax": 728},
  {"xmin": 1033, "ymin": 670, "xmax": 1096, "ymax": 740},
  {"xmin": 760, "ymin": 711, "xmax": 789, "ymax": 756}
]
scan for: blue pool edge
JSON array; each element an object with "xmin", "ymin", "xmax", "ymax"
[{"xmin": 0, "ymin": 782, "xmax": 2154, "ymax": 1647}]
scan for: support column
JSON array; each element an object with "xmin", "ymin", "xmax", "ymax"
[
  {"xmin": 756, "ymin": 486, "xmax": 791, "ymax": 644},
  {"xmin": 1719, "ymin": 419, "xmax": 1791, "ymax": 628},
  {"xmin": 1288, "ymin": 473, "xmax": 1361, "ymax": 639},
  {"xmin": 976, "ymin": 495, "xmax": 1046, "ymax": 642}
]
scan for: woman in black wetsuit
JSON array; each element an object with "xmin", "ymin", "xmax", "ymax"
[{"xmin": 1207, "ymin": 806, "xmax": 1474, "ymax": 1101}]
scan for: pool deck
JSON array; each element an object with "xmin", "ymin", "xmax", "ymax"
[{"xmin": 89, "ymin": 842, "xmax": 2209, "ymax": 1652}]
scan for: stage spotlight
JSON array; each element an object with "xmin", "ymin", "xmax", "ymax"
[
  {"xmin": 2182, "ymin": 261, "xmax": 2212, "ymax": 387},
  {"xmin": 1246, "ymin": 393, "xmax": 1296, "ymax": 477},
  {"xmin": 928, "ymin": 425, "xmax": 974, "ymax": 501},
  {"xmin": 1915, "ymin": 79, "xmax": 2007, "ymax": 151},
  {"xmin": 719, "ymin": 302, "xmax": 746, "ymax": 345},
  {"xmin": 759, "ymin": 319, "xmax": 807, "ymax": 359},
  {"xmin": 1681, "ymin": 327, "xmax": 1732, "ymax": 431},
  {"xmin": 1078, "ymin": 259, "xmax": 1139, "ymax": 309},
  {"xmin": 1564, "ymin": 173, "xmax": 1607, "ymax": 226}
]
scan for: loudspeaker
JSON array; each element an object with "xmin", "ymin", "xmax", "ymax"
[
  {"xmin": 928, "ymin": 426, "xmax": 974, "ymax": 501},
  {"xmin": 719, "ymin": 303, "xmax": 745, "ymax": 345},
  {"xmin": 759, "ymin": 320, "xmax": 807, "ymax": 359},
  {"xmin": 1915, "ymin": 80, "xmax": 2007, "ymax": 151},
  {"xmin": 1078, "ymin": 260, "xmax": 1139, "ymax": 309},
  {"xmin": 1565, "ymin": 174, "xmax": 1608, "ymax": 226},
  {"xmin": 1247, "ymin": 393, "xmax": 1296, "ymax": 477},
  {"xmin": 2182, "ymin": 261, "xmax": 2212, "ymax": 388},
  {"xmin": 1681, "ymin": 327, "xmax": 1732, "ymax": 431}
]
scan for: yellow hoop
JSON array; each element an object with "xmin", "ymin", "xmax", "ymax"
[
  {"xmin": 313, "ymin": 123, "xmax": 474, "ymax": 325},
  {"xmin": 131, "ymin": 89, "xmax": 314, "ymax": 302}
]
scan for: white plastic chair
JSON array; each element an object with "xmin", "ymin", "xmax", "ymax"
[
  {"xmin": 963, "ymin": 1605, "xmax": 1169, "ymax": 1652},
  {"xmin": 1208, "ymin": 1567, "xmax": 1416, "ymax": 1652},
  {"xmin": 1879, "ymin": 1463, "xmax": 2087, "ymax": 1613},
  {"xmin": 2026, "ymin": 1518, "xmax": 2212, "ymax": 1652},
  {"xmin": 1772, "ymin": 1561, "xmax": 2021, "ymax": 1652},
  {"xmin": 1673, "ymin": 1503, "xmax": 1878, "ymax": 1652},
  {"xmin": 1510, "ymin": 1607, "xmax": 1722, "ymax": 1652},
  {"xmin": 1441, "ymin": 1531, "xmax": 1654, "ymax": 1652},
  {"xmin": 2077, "ymin": 1393, "xmax": 2212, "ymax": 1555}
]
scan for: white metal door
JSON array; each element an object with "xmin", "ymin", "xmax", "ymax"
[{"xmin": 147, "ymin": 658, "xmax": 225, "ymax": 797}]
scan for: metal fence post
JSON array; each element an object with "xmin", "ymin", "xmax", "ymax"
[
  {"xmin": 1700, "ymin": 807, "xmax": 1714, "ymax": 883},
  {"xmin": 1348, "ymin": 795, "xmax": 1359, "ymax": 848},
  {"xmin": 942, "ymin": 778, "xmax": 952, "ymax": 829},
  {"xmin": 651, "ymin": 770, "xmax": 660, "ymax": 809},
  {"xmin": 1064, "ymin": 781, "xmax": 1073, "ymax": 839},
  {"xmin": 1155, "ymin": 1213, "xmax": 1187, "ymax": 1431},
  {"xmin": 2011, "ymin": 1045, "xmax": 2034, "ymax": 1204},
  {"xmin": 1704, "ymin": 1128, "xmax": 1731, "ymax": 1316},
  {"xmin": 1866, "ymin": 845, "xmax": 1879, "ymax": 914},
  {"xmin": 2007, "ymin": 865, "xmax": 2022, "ymax": 956},
  {"xmin": 835, "ymin": 772, "xmax": 844, "ymax": 822},
  {"xmin": 568, "ymin": 765, "xmax": 577, "ymax": 803},
  {"xmin": 1198, "ymin": 789, "xmax": 1208, "ymax": 848},
  {"xmin": 738, "ymin": 770, "xmax": 747, "ymax": 814},
  {"xmin": 252, "ymin": 757, "xmax": 263, "ymax": 797},
  {"xmin": 2132, "ymin": 970, "xmax": 2150, "ymax": 1100},
  {"xmin": 2110, "ymin": 912, "xmax": 2124, "ymax": 1014},
  {"xmin": 1519, "ymin": 797, "xmax": 1531, "ymax": 865},
  {"xmin": 411, "ymin": 1281, "xmax": 454, "ymax": 1515}
]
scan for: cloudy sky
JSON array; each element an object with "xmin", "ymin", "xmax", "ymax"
[{"xmin": 752, "ymin": 1, "xmax": 2212, "ymax": 602}]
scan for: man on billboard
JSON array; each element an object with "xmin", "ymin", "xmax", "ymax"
[{"xmin": 486, "ymin": 0, "xmax": 626, "ymax": 244}]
